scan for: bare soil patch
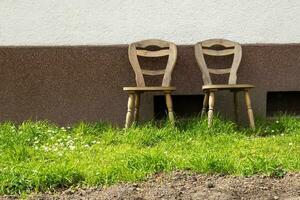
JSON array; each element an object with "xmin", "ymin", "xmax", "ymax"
[{"xmin": 3, "ymin": 171, "xmax": 300, "ymax": 200}]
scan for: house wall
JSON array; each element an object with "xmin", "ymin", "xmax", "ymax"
[
  {"xmin": 0, "ymin": 1, "xmax": 300, "ymax": 125},
  {"xmin": 1, "ymin": 0, "xmax": 300, "ymax": 45},
  {"xmin": 1, "ymin": 45, "xmax": 300, "ymax": 125}
]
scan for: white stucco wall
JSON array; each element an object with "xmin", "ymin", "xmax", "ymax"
[{"xmin": 1, "ymin": 0, "xmax": 300, "ymax": 45}]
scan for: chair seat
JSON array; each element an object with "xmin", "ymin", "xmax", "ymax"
[
  {"xmin": 202, "ymin": 84, "xmax": 254, "ymax": 91},
  {"xmin": 123, "ymin": 86, "xmax": 176, "ymax": 92}
]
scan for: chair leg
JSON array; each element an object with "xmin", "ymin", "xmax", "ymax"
[
  {"xmin": 165, "ymin": 92, "xmax": 175, "ymax": 124},
  {"xmin": 244, "ymin": 90, "xmax": 255, "ymax": 129},
  {"xmin": 134, "ymin": 93, "xmax": 140, "ymax": 122},
  {"xmin": 233, "ymin": 91, "xmax": 238, "ymax": 123},
  {"xmin": 125, "ymin": 93, "xmax": 135, "ymax": 129},
  {"xmin": 201, "ymin": 92, "xmax": 208, "ymax": 118},
  {"xmin": 208, "ymin": 92, "xmax": 215, "ymax": 128}
]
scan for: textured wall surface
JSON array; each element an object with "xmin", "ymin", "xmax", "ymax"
[
  {"xmin": 1, "ymin": 44, "xmax": 300, "ymax": 126},
  {"xmin": 1, "ymin": 1, "xmax": 300, "ymax": 125},
  {"xmin": 1, "ymin": 0, "xmax": 300, "ymax": 45}
]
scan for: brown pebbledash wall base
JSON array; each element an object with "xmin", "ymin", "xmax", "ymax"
[{"xmin": 0, "ymin": 44, "xmax": 300, "ymax": 126}]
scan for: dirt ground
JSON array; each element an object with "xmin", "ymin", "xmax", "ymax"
[{"xmin": 2, "ymin": 171, "xmax": 300, "ymax": 200}]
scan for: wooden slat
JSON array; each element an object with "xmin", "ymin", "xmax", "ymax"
[
  {"xmin": 202, "ymin": 49, "xmax": 234, "ymax": 56},
  {"xmin": 128, "ymin": 44, "xmax": 146, "ymax": 86},
  {"xmin": 194, "ymin": 43, "xmax": 212, "ymax": 84},
  {"xmin": 201, "ymin": 39, "xmax": 235, "ymax": 48},
  {"xmin": 228, "ymin": 45, "xmax": 242, "ymax": 84},
  {"xmin": 136, "ymin": 49, "xmax": 170, "ymax": 57},
  {"xmin": 162, "ymin": 43, "xmax": 177, "ymax": 86},
  {"xmin": 208, "ymin": 68, "xmax": 231, "ymax": 74},
  {"xmin": 134, "ymin": 39, "xmax": 170, "ymax": 48},
  {"xmin": 141, "ymin": 69, "xmax": 165, "ymax": 76},
  {"xmin": 123, "ymin": 86, "xmax": 176, "ymax": 91},
  {"xmin": 202, "ymin": 84, "xmax": 255, "ymax": 90}
]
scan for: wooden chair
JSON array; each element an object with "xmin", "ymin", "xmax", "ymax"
[
  {"xmin": 123, "ymin": 39, "xmax": 177, "ymax": 128},
  {"xmin": 194, "ymin": 39, "xmax": 255, "ymax": 129}
]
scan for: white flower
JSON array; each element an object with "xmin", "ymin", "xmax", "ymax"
[
  {"xmin": 67, "ymin": 140, "xmax": 74, "ymax": 145},
  {"xmin": 276, "ymin": 120, "xmax": 279, "ymax": 124},
  {"xmin": 69, "ymin": 146, "xmax": 76, "ymax": 150},
  {"xmin": 91, "ymin": 141, "xmax": 96, "ymax": 144},
  {"xmin": 84, "ymin": 144, "xmax": 90, "ymax": 148},
  {"xmin": 289, "ymin": 143, "xmax": 293, "ymax": 146},
  {"xmin": 281, "ymin": 134, "xmax": 284, "ymax": 136}
]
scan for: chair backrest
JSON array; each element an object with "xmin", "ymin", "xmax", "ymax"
[
  {"xmin": 194, "ymin": 39, "xmax": 242, "ymax": 85},
  {"xmin": 128, "ymin": 39, "xmax": 177, "ymax": 87}
]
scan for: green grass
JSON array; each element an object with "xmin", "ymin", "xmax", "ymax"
[{"xmin": 0, "ymin": 115, "xmax": 299, "ymax": 195}]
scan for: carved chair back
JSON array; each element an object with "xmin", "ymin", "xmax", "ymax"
[
  {"xmin": 194, "ymin": 39, "xmax": 242, "ymax": 85},
  {"xmin": 128, "ymin": 39, "xmax": 177, "ymax": 87}
]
